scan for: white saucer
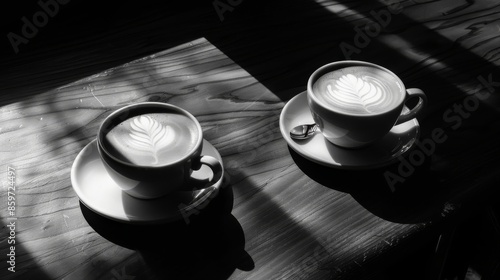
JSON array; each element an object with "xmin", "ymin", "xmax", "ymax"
[
  {"xmin": 71, "ymin": 139, "xmax": 224, "ymax": 224},
  {"xmin": 279, "ymin": 92, "xmax": 420, "ymax": 169}
]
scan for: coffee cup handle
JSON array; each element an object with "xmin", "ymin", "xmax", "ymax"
[
  {"xmin": 395, "ymin": 88, "xmax": 427, "ymax": 125},
  {"xmin": 188, "ymin": 155, "xmax": 223, "ymax": 188}
]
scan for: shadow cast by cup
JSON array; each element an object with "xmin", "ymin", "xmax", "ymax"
[
  {"xmin": 289, "ymin": 145, "xmax": 446, "ymax": 224},
  {"xmin": 80, "ymin": 183, "xmax": 254, "ymax": 279}
]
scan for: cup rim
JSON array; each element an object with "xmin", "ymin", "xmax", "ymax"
[
  {"xmin": 97, "ymin": 102, "xmax": 203, "ymax": 169},
  {"xmin": 307, "ymin": 60, "xmax": 406, "ymax": 117}
]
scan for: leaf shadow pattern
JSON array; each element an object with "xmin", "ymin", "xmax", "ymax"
[{"xmin": 80, "ymin": 181, "xmax": 254, "ymax": 280}]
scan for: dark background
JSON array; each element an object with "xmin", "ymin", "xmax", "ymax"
[{"xmin": 2, "ymin": 1, "xmax": 500, "ymax": 279}]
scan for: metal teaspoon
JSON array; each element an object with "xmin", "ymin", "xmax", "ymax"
[{"xmin": 289, "ymin": 123, "xmax": 318, "ymax": 140}]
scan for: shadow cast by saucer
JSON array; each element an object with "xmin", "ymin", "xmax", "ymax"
[
  {"xmin": 81, "ymin": 182, "xmax": 254, "ymax": 279},
  {"xmin": 289, "ymin": 146, "xmax": 446, "ymax": 224}
]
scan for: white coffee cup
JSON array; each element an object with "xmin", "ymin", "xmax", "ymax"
[
  {"xmin": 97, "ymin": 102, "xmax": 223, "ymax": 199},
  {"xmin": 307, "ymin": 61, "xmax": 427, "ymax": 148}
]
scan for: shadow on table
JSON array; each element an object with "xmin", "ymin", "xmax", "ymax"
[
  {"xmin": 81, "ymin": 181, "xmax": 253, "ymax": 280},
  {"xmin": 208, "ymin": 0, "xmax": 500, "ymax": 104},
  {"xmin": 289, "ymin": 146, "xmax": 446, "ymax": 224}
]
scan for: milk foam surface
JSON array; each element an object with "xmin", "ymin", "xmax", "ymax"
[
  {"xmin": 313, "ymin": 66, "xmax": 403, "ymax": 115},
  {"xmin": 105, "ymin": 113, "xmax": 199, "ymax": 166}
]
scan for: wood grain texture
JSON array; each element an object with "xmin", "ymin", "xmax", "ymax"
[{"xmin": 1, "ymin": 0, "xmax": 500, "ymax": 279}]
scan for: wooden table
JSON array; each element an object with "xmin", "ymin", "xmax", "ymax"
[{"xmin": 2, "ymin": 1, "xmax": 500, "ymax": 279}]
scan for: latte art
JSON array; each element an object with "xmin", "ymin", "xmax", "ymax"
[
  {"xmin": 127, "ymin": 116, "xmax": 176, "ymax": 164},
  {"xmin": 105, "ymin": 113, "xmax": 199, "ymax": 166},
  {"xmin": 313, "ymin": 66, "xmax": 403, "ymax": 115}
]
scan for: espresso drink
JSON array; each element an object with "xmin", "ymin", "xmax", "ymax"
[
  {"xmin": 104, "ymin": 112, "xmax": 199, "ymax": 166},
  {"xmin": 312, "ymin": 66, "xmax": 404, "ymax": 115}
]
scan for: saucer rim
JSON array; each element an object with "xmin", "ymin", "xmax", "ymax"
[
  {"xmin": 70, "ymin": 139, "xmax": 224, "ymax": 224},
  {"xmin": 279, "ymin": 91, "xmax": 420, "ymax": 170}
]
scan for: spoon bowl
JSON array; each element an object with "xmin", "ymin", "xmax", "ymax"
[{"xmin": 290, "ymin": 123, "xmax": 318, "ymax": 140}]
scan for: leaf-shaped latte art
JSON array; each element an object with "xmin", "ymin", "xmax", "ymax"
[
  {"xmin": 128, "ymin": 116, "xmax": 175, "ymax": 164},
  {"xmin": 326, "ymin": 74, "xmax": 389, "ymax": 114}
]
